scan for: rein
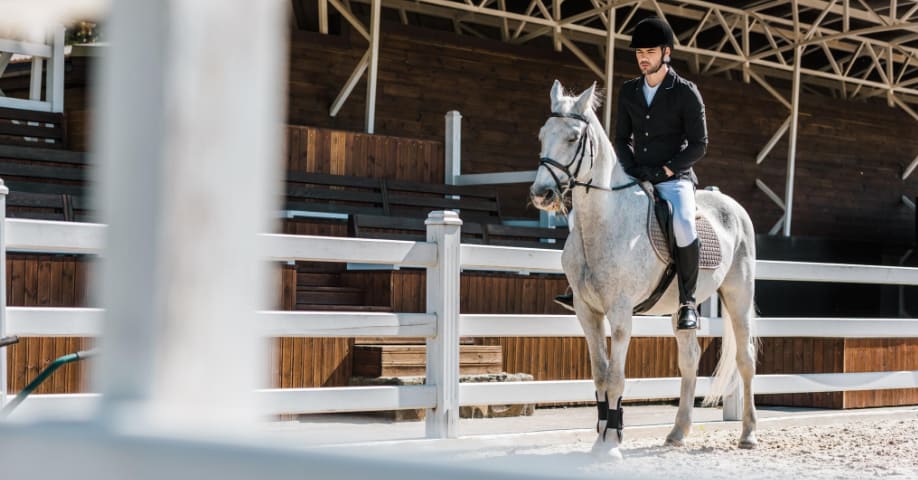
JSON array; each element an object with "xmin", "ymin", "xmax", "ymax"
[{"xmin": 539, "ymin": 112, "xmax": 639, "ymax": 194}]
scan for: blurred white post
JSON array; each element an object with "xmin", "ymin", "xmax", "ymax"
[
  {"xmin": 444, "ymin": 111, "xmax": 461, "ymax": 185},
  {"xmin": 47, "ymin": 26, "xmax": 65, "ymax": 113},
  {"xmin": 93, "ymin": 0, "xmax": 287, "ymax": 431},
  {"xmin": 425, "ymin": 211, "xmax": 462, "ymax": 438},
  {"xmin": 0, "ymin": 180, "xmax": 8, "ymax": 409}
]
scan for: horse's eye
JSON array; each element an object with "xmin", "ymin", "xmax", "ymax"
[{"xmin": 567, "ymin": 135, "xmax": 579, "ymax": 143}]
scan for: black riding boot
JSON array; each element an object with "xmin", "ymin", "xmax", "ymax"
[{"xmin": 676, "ymin": 238, "xmax": 700, "ymax": 330}]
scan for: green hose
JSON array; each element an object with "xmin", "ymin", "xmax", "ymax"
[{"xmin": 0, "ymin": 349, "xmax": 97, "ymax": 418}]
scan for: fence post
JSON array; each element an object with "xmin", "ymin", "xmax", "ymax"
[
  {"xmin": 425, "ymin": 210, "xmax": 462, "ymax": 439},
  {"xmin": 0, "ymin": 179, "xmax": 8, "ymax": 409},
  {"xmin": 444, "ymin": 111, "xmax": 462, "ymax": 186},
  {"xmin": 47, "ymin": 25, "xmax": 65, "ymax": 113}
]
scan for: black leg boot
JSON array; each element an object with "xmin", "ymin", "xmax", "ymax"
[
  {"xmin": 676, "ymin": 238, "xmax": 700, "ymax": 330},
  {"xmin": 553, "ymin": 288, "xmax": 575, "ymax": 312}
]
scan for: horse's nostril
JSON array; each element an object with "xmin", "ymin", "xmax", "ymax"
[{"xmin": 544, "ymin": 190, "xmax": 555, "ymax": 200}]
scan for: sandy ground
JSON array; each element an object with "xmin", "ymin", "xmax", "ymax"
[
  {"xmin": 449, "ymin": 415, "xmax": 918, "ymax": 479},
  {"xmin": 293, "ymin": 406, "xmax": 918, "ymax": 479}
]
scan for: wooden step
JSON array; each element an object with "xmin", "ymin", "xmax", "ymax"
[
  {"xmin": 296, "ymin": 286, "xmax": 363, "ymax": 305},
  {"xmin": 296, "ymin": 272, "xmax": 341, "ymax": 286},
  {"xmin": 295, "ymin": 304, "xmax": 392, "ymax": 312},
  {"xmin": 353, "ymin": 345, "xmax": 502, "ymax": 377}
]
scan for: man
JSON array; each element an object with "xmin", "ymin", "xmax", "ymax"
[{"xmin": 555, "ymin": 17, "xmax": 708, "ymax": 330}]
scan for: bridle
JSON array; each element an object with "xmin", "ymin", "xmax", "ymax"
[{"xmin": 538, "ymin": 112, "xmax": 638, "ymax": 194}]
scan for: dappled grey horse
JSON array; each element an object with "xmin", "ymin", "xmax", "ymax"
[{"xmin": 530, "ymin": 81, "xmax": 758, "ymax": 458}]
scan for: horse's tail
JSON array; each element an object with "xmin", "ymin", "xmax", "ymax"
[
  {"xmin": 703, "ymin": 294, "xmax": 740, "ymax": 406},
  {"xmin": 703, "ymin": 200, "xmax": 758, "ymax": 407}
]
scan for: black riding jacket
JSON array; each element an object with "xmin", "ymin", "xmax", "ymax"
[{"xmin": 613, "ymin": 67, "xmax": 708, "ymax": 185}]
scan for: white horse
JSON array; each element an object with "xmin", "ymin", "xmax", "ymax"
[{"xmin": 530, "ymin": 81, "xmax": 758, "ymax": 458}]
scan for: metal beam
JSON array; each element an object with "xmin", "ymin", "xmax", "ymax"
[
  {"xmin": 558, "ymin": 35, "xmax": 604, "ymax": 79},
  {"xmin": 366, "ymin": 0, "xmax": 381, "ymax": 133},
  {"xmin": 329, "ymin": 0, "xmax": 370, "ymax": 41},
  {"xmin": 784, "ymin": 41, "xmax": 803, "ymax": 237},
  {"xmin": 756, "ymin": 178, "xmax": 787, "ymax": 209},
  {"xmin": 329, "ymin": 49, "xmax": 370, "ymax": 117},
  {"xmin": 319, "ymin": 0, "xmax": 329, "ymax": 34},
  {"xmin": 756, "ymin": 115, "xmax": 793, "ymax": 164},
  {"xmin": 345, "ymin": 0, "xmax": 918, "ymax": 109}
]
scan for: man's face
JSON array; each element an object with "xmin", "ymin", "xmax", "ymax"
[{"xmin": 636, "ymin": 47, "xmax": 668, "ymax": 75}]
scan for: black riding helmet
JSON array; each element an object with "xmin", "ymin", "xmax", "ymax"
[{"xmin": 629, "ymin": 17, "xmax": 675, "ymax": 49}]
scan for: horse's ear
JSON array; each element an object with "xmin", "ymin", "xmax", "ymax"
[
  {"xmin": 550, "ymin": 80, "xmax": 563, "ymax": 103},
  {"xmin": 573, "ymin": 82, "xmax": 597, "ymax": 114}
]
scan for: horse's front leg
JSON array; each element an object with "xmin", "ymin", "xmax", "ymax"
[
  {"xmin": 588, "ymin": 304, "xmax": 632, "ymax": 459},
  {"xmin": 574, "ymin": 296, "xmax": 610, "ymax": 433},
  {"xmin": 665, "ymin": 316, "xmax": 700, "ymax": 446}
]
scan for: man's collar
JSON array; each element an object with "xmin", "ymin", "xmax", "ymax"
[
  {"xmin": 663, "ymin": 66, "xmax": 678, "ymax": 90},
  {"xmin": 638, "ymin": 65, "xmax": 678, "ymax": 90}
]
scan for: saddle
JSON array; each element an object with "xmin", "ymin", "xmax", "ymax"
[{"xmin": 633, "ymin": 182, "xmax": 722, "ymax": 314}]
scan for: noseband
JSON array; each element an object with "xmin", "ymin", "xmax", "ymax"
[{"xmin": 538, "ymin": 112, "xmax": 638, "ymax": 194}]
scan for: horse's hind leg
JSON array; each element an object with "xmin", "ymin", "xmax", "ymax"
[
  {"xmin": 720, "ymin": 273, "xmax": 759, "ymax": 449},
  {"xmin": 665, "ymin": 318, "xmax": 700, "ymax": 446}
]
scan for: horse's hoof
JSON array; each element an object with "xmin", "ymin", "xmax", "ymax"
[
  {"xmin": 738, "ymin": 439, "xmax": 758, "ymax": 449},
  {"xmin": 590, "ymin": 437, "xmax": 624, "ymax": 461},
  {"xmin": 664, "ymin": 436, "xmax": 684, "ymax": 447},
  {"xmin": 664, "ymin": 427, "xmax": 686, "ymax": 447},
  {"xmin": 738, "ymin": 431, "xmax": 757, "ymax": 449}
]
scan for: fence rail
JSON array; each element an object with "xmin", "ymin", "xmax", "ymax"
[{"xmin": 1, "ymin": 209, "xmax": 917, "ymax": 438}]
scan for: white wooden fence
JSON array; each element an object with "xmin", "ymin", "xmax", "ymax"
[{"xmin": 1, "ymin": 200, "xmax": 917, "ymax": 438}]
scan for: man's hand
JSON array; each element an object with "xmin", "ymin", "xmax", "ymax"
[{"xmin": 663, "ymin": 166, "xmax": 675, "ymax": 177}]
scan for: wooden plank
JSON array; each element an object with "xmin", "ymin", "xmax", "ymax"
[
  {"xmin": 0, "ymin": 121, "xmax": 63, "ymax": 140},
  {"xmin": 305, "ymin": 127, "xmax": 317, "ymax": 173},
  {"xmin": 0, "ymin": 145, "xmax": 86, "ymax": 164},
  {"xmin": 0, "ymin": 107, "xmax": 62, "ymax": 123},
  {"xmin": 330, "ymin": 130, "xmax": 346, "ymax": 175}
]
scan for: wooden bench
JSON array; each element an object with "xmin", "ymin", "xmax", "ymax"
[
  {"xmin": 285, "ymin": 171, "xmax": 502, "ymax": 222},
  {"xmin": 0, "ymin": 145, "xmax": 89, "ymax": 221},
  {"xmin": 0, "ymin": 107, "xmax": 67, "ymax": 149},
  {"xmin": 286, "ymin": 171, "xmax": 567, "ymax": 249}
]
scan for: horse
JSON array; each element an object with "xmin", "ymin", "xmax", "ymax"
[{"xmin": 529, "ymin": 80, "xmax": 758, "ymax": 458}]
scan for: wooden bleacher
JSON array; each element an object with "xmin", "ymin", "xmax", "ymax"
[
  {"xmin": 0, "ymin": 107, "xmax": 67, "ymax": 149},
  {"xmin": 285, "ymin": 171, "xmax": 567, "ymax": 249},
  {"xmin": 0, "ymin": 144, "xmax": 89, "ymax": 221}
]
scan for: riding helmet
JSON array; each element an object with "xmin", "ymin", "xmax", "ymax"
[{"xmin": 629, "ymin": 17, "xmax": 675, "ymax": 49}]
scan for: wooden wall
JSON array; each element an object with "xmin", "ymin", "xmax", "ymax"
[
  {"xmin": 5, "ymin": 254, "xmax": 93, "ymax": 394},
  {"xmin": 844, "ymin": 338, "xmax": 918, "ymax": 407},
  {"xmin": 287, "ymin": 125, "xmax": 443, "ymax": 183}
]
